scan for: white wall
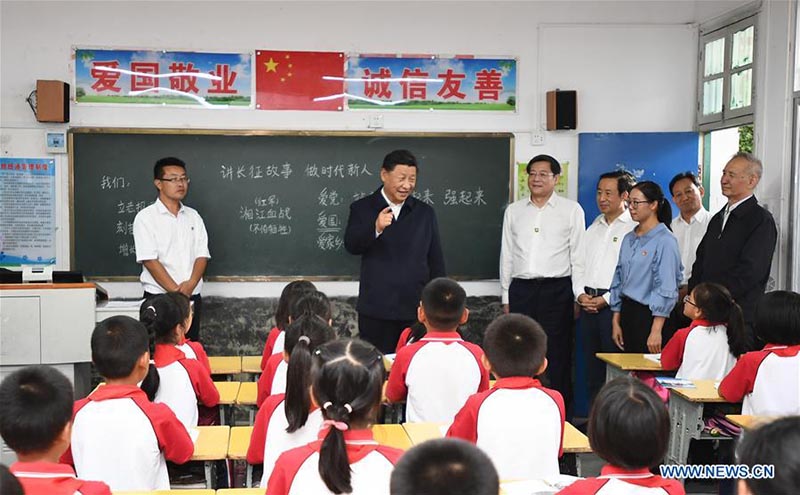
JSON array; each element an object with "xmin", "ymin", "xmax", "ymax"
[{"xmin": 0, "ymin": 1, "xmax": 752, "ymax": 298}]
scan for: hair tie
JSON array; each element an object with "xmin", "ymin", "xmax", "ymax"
[
  {"xmin": 322, "ymin": 401, "xmax": 332, "ymax": 410},
  {"xmin": 343, "ymin": 403, "xmax": 353, "ymax": 413},
  {"xmin": 314, "ymin": 349, "xmax": 322, "ymax": 356},
  {"xmin": 146, "ymin": 305, "xmax": 157, "ymax": 315},
  {"xmin": 322, "ymin": 419, "xmax": 349, "ymax": 431},
  {"xmin": 298, "ymin": 335, "xmax": 311, "ymax": 345}
]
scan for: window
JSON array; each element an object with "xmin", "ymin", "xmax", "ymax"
[{"xmin": 698, "ymin": 15, "xmax": 756, "ymax": 130}]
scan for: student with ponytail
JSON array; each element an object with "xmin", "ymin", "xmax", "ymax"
[
  {"xmin": 247, "ymin": 315, "xmax": 335, "ymax": 486},
  {"xmin": 257, "ymin": 290, "xmax": 333, "ymax": 407},
  {"xmin": 267, "ymin": 339, "xmax": 403, "ymax": 495},
  {"xmin": 661, "ymin": 282, "xmax": 747, "ymax": 379},
  {"xmin": 609, "ymin": 181, "xmax": 682, "ymax": 353},
  {"xmin": 261, "ymin": 280, "xmax": 317, "ymax": 369},
  {"xmin": 139, "ymin": 293, "xmax": 219, "ymax": 431}
]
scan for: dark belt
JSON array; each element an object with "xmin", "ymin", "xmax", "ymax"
[{"xmin": 584, "ymin": 286, "xmax": 609, "ymax": 297}]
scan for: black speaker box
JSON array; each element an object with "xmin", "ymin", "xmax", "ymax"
[{"xmin": 546, "ymin": 90, "xmax": 576, "ymax": 130}]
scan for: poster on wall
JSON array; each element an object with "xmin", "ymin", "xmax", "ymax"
[
  {"xmin": 74, "ymin": 48, "xmax": 252, "ymax": 107},
  {"xmin": 345, "ymin": 56, "xmax": 516, "ymax": 111},
  {"xmin": 0, "ymin": 158, "xmax": 57, "ymax": 266},
  {"xmin": 255, "ymin": 50, "xmax": 345, "ymax": 111},
  {"xmin": 578, "ymin": 132, "xmax": 700, "ymax": 226}
]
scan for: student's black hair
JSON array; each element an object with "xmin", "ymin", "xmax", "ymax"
[
  {"xmin": 382, "ymin": 149, "xmax": 418, "ymax": 172},
  {"xmin": 312, "ymin": 338, "xmax": 385, "ymax": 494},
  {"xmin": 406, "ymin": 321, "xmax": 427, "ymax": 345},
  {"xmin": 140, "ymin": 293, "xmax": 188, "ymax": 345},
  {"xmin": 0, "ymin": 465, "xmax": 23, "ymax": 495},
  {"xmin": 92, "ymin": 315, "xmax": 149, "ymax": 380},
  {"xmin": 691, "ymin": 282, "xmax": 748, "ymax": 357},
  {"xmin": 589, "ymin": 376, "xmax": 669, "ymax": 470},
  {"xmin": 668, "ymin": 171, "xmax": 701, "ymax": 196},
  {"xmin": 754, "ymin": 290, "xmax": 800, "ymax": 345},
  {"xmin": 598, "ymin": 170, "xmax": 636, "ymax": 195},
  {"xmin": 284, "ymin": 314, "xmax": 336, "ymax": 433},
  {"xmin": 736, "ymin": 416, "xmax": 800, "ymax": 495},
  {"xmin": 483, "ymin": 313, "xmax": 547, "ymax": 378},
  {"xmin": 275, "ymin": 280, "xmax": 317, "ymax": 331},
  {"xmin": 290, "ymin": 290, "xmax": 333, "ymax": 322},
  {"xmin": 390, "ymin": 438, "xmax": 499, "ymax": 495},
  {"xmin": 527, "ymin": 154, "xmax": 561, "ymax": 175},
  {"xmin": 0, "ymin": 365, "xmax": 74, "ymax": 455},
  {"xmin": 420, "ymin": 277, "xmax": 467, "ymax": 329},
  {"xmin": 631, "ymin": 181, "xmax": 673, "ymax": 229},
  {"xmin": 153, "ymin": 156, "xmax": 186, "ymax": 179}
]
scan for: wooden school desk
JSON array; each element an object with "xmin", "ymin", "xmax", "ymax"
[
  {"xmin": 217, "ymin": 489, "xmax": 264, "ymax": 495},
  {"xmin": 402, "ymin": 422, "xmax": 591, "ymax": 475},
  {"xmin": 241, "ymin": 356, "xmax": 262, "ymax": 375},
  {"xmin": 192, "ymin": 425, "xmax": 230, "ymax": 489},
  {"xmin": 235, "ymin": 381, "xmax": 258, "ymax": 424},
  {"xmin": 209, "ymin": 356, "xmax": 242, "ymax": 376},
  {"xmin": 227, "ymin": 424, "xmax": 412, "ymax": 487},
  {"xmin": 725, "ymin": 415, "xmax": 776, "ymax": 429},
  {"xmin": 214, "ymin": 381, "xmax": 240, "ymax": 425},
  {"xmin": 665, "ymin": 380, "xmax": 736, "ymax": 468},
  {"xmin": 596, "ymin": 353, "xmax": 664, "ymax": 382},
  {"xmin": 112, "ymin": 491, "xmax": 214, "ymax": 495}
]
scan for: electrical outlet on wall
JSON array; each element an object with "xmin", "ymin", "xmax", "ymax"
[{"xmin": 531, "ymin": 130, "xmax": 545, "ymax": 146}]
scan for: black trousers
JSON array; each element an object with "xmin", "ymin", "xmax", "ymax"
[
  {"xmin": 358, "ymin": 314, "xmax": 415, "ymax": 355},
  {"xmin": 144, "ymin": 292, "xmax": 203, "ymax": 343},
  {"xmin": 581, "ymin": 305, "xmax": 616, "ymax": 404},
  {"xmin": 619, "ymin": 297, "xmax": 654, "ymax": 353},
  {"xmin": 509, "ymin": 277, "xmax": 574, "ymax": 410}
]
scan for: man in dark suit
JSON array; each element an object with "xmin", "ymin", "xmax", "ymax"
[
  {"xmin": 689, "ymin": 152, "xmax": 777, "ymax": 348},
  {"xmin": 344, "ymin": 149, "xmax": 446, "ymax": 353}
]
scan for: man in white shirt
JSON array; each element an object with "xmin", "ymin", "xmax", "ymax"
[
  {"xmin": 663, "ymin": 172, "xmax": 711, "ymax": 341},
  {"xmin": 133, "ymin": 157, "xmax": 210, "ymax": 341},
  {"xmin": 573, "ymin": 170, "xmax": 636, "ymax": 404},
  {"xmin": 500, "ymin": 154, "xmax": 585, "ymax": 410}
]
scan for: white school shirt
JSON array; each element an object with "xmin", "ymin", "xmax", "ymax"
[
  {"xmin": 719, "ymin": 344, "xmax": 800, "ymax": 415},
  {"xmin": 573, "ymin": 210, "xmax": 636, "ymax": 303},
  {"xmin": 154, "ymin": 361, "xmax": 198, "ymax": 431},
  {"xmin": 447, "ymin": 377, "xmax": 565, "ymax": 480},
  {"xmin": 499, "ymin": 193, "xmax": 585, "ymax": 303},
  {"xmin": 660, "ymin": 321, "xmax": 736, "ymax": 380},
  {"xmin": 133, "ymin": 198, "xmax": 210, "ymax": 294},
  {"xmin": 672, "ymin": 208, "xmax": 711, "ymax": 284}
]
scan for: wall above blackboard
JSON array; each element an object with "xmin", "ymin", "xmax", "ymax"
[{"xmin": 70, "ymin": 129, "xmax": 513, "ymax": 280}]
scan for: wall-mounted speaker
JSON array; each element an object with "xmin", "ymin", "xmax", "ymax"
[
  {"xmin": 36, "ymin": 80, "xmax": 70, "ymax": 123},
  {"xmin": 546, "ymin": 90, "xmax": 576, "ymax": 130}
]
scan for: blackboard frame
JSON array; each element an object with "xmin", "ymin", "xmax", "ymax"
[{"xmin": 69, "ymin": 127, "xmax": 515, "ymax": 281}]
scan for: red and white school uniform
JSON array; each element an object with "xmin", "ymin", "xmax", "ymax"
[
  {"xmin": 247, "ymin": 393, "xmax": 325, "ymax": 487},
  {"xmin": 257, "ymin": 352, "xmax": 288, "ymax": 407},
  {"xmin": 176, "ymin": 338, "xmax": 212, "ymax": 373},
  {"xmin": 446, "ymin": 376, "xmax": 565, "ymax": 480},
  {"xmin": 557, "ymin": 465, "xmax": 685, "ymax": 495},
  {"xmin": 660, "ymin": 320, "xmax": 736, "ymax": 380},
  {"xmin": 154, "ymin": 343, "xmax": 220, "ymax": 431},
  {"xmin": 266, "ymin": 428, "xmax": 403, "ymax": 495},
  {"xmin": 260, "ymin": 326, "xmax": 285, "ymax": 370},
  {"xmin": 718, "ymin": 343, "xmax": 800, "ymax": 415},
  {"xmin": 61, "ymin": 384, "xmax": 194, "ymax": 492},
  {"xmin": 385, "ymin": 331, "xmax": 489, "ymax": 423},
  {"xmin": 10, "ymin": 461, "xmax": 111, "ymax": 495},
  {"xmin": 394, "ymin": 327, "xmax": 414, "ymax": 354}
]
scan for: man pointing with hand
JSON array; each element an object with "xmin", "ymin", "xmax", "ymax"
[{"xmin": 345, "ymin": 149, "xmax": 446, "ymax": 353}]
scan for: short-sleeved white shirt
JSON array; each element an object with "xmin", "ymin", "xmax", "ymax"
[{"xmin": 133, "ymin": 198, "xmax": 210, "ymax": 294}]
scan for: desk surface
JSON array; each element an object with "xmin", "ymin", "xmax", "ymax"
[
  {"xmin": 214, "ymin": 381, "xmax": 241, "ymax": 404},
  {"xmin": 237, "ymin": 381, "xmax": 258, "ymax": 405},
  {"xmin": 113, "ymin": 491, "xmax": 214, "ymax": 495},
  {"xmin": 228, "ymin": 426, "xmax": 253, "ymax": 460},
  {"xmin": 209, "ymin": 356, "xmax": 242, "ymax": 375},
  {"xmin": 217, "ymin": 490, "xmax": 264, "ymax": 495},
  {"xmin": 191, "ymin": 425, "xmax": 230, "ymax": 461},
  {"xmin": 241, "ymin": 356, "xmax": 262, "ymax": 374},
  {"xmin": 596, "ymin": 353, "xmax": 663, "ymax": 371},
  {"xmin": 725, "ymin": 415, "xmax": 775, "ymax": 429},
  {"xmin": 671, "ymin": 379, "xmax": 727, "ymax": 403},
  {"xmin": 402, "ymin": 421, "xmax": 591, "ymax": 454}
]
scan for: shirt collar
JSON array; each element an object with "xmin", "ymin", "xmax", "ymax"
[
  {"xmin": 527, "ymin": 192, "xmax": 558, "ymax": 209},
  {"xmin": 727, "ymin": 195, "xmax": 753, "ymax": 213},
  {"xmin": 380, "ymin": 188, "xmax": 405, "ymax": 210},
  {"xmin": 677, "ymin": 207, "xmax": 710, "ymax": 225},
  {"xmin": 600, "ymin": 465, "xmax": 655, "ymax": 478},
  {"xmin": 155, "ymin": 197, "xmax": 184, "ymax": 215},
  {"xmin": 493, "ymin": 376, "xmax": 543, "ymax": 389},
  {"xmin": 420, "ymin": 331, "xmax": 463, "ymax": 341},
  {"xmin": 11, "ymin": 461, "xmax": 77, "ymax": 476},
  {"xmin": 89, "ymin": 383, "xmax": 147, "ymax": 401},
  {"xmin": 637, "ymin": 222, "xmax": 668, "ymax": 240},
  {"xmin": 687, "ymin": 319, "xmax": 725, "ymax": 331},
  {"xmin": 316, "ymin": 427, "xmax": 377, "ymax": 444},
  {"xmin": 597, "ymin": 209, "xmax": 633, "ymax": 227},
  {"xmin": 154, "ymin": 343, "xmax": 187, "ymax": 367}
]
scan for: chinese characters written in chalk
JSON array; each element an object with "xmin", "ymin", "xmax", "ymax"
[
  {"xmin": 317, "ymin": 188, "xmax": 344, "ymax": 251},
  {"xmin": 442, "ymin": 188, "xmax": 487, "ymax": 206},
  {"xmin": 115, "ymin": 199, "xmax": 148, "ymax": 257},
  {"xmin": 305, "ymin": 163, "xmax": 373, "ymax": 179},
  {"xmin": 220, "ymin": 163, "xmax": 293, "ymax": 181},
  {"xmin": 239, "ymin": 195, "xmax": 293, "ymax": 235}
]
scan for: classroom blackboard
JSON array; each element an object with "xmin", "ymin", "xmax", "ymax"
[{"xmin": 70, "ymin": 129, "xmax": 513, "ymax": 279}]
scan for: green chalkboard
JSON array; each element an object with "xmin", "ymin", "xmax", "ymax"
[{"xmin": 70, "ymin": 129, "xmax": 513, "ymax": 279}]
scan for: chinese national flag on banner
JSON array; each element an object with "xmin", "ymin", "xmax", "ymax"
[{"xmin": 256, "ymin": 50, "xmax": 345, "ymax": 111}]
